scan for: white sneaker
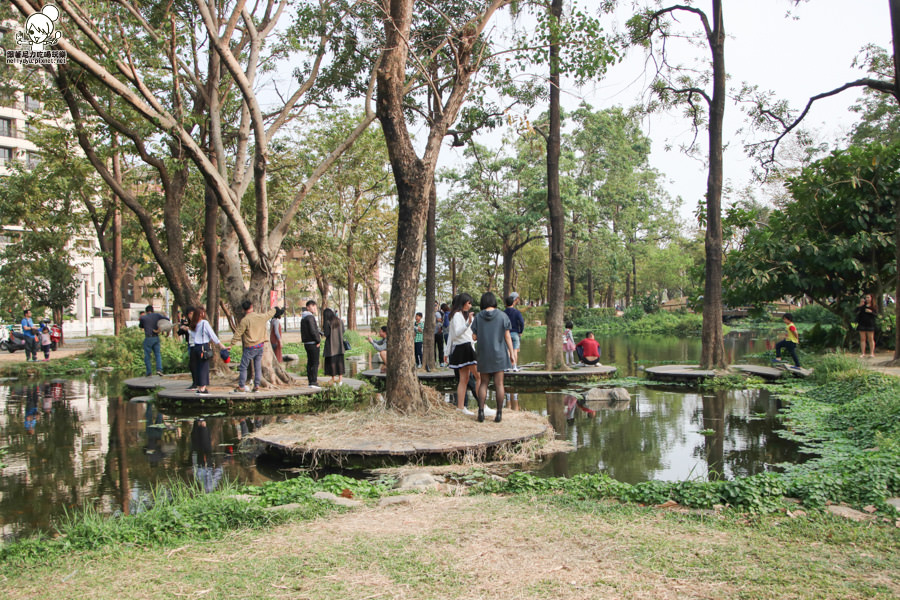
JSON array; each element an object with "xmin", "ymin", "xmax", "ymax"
[
  {"xmin": 460, "ymin": 408, "xmax": 474, "ymax": 416},
  {"xmin": 482, "ymin": 406, "xmax": 496, "ymax": 417},
  {"xmin": 309, "ymin": 384, "xmax": 322, "ymax": 390}
]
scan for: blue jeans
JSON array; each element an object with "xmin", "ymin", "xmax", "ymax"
[
  {"xmin": 143, "ymin": 336, "xmax": 162, "ymax": 375},
  {"xmin": 414, "ymin": 341, "xmax": 423, "ymax": 366},
  {"xmin": 239, "ymin": 345, "xmax": 263, "ymax": 387}
]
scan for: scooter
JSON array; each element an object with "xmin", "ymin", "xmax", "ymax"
[
  {"xmin": 1, "ymin": 328, "xmax": 27, "ymax": 353},
  {"xmin": 42, "ymin": 320, "xmax": 62, "ymax": 350}
]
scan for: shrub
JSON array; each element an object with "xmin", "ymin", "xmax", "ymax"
[{"xmin": 792, "ymin": 303, "xmax": 841, "ymax": 325}]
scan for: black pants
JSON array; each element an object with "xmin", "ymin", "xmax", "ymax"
[
  {"xmin": 434, "ymin": 333, "xmax": 444, "ymax": 363},
  {"xmin": 189, "ymin": 345, "xmax": 200, "ymax": 387},
  {"xmin": 575, "ymin": 346, "xmax": 600, "ymax": 365},
  {"xmin": 775, "ymin": 340, "xmax": 800, "ymax": 367},
  {"xmin": 304, "ymin": 343, "xmax": 319, "ymax": 385}
]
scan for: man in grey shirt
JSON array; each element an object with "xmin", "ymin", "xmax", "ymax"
[{"xmin": 138, "ymin": 304, "xmax": 168, "ymax": 376}]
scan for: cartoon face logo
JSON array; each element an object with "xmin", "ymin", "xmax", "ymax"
[{"xmin": 15, "ymin": 5, "xmax": 62, "ymax": 52}]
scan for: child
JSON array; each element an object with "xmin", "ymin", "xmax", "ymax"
[
  {"xmin": 563, "ymin": 321, "xmax": 576, "ymax": 365},
  {"xmin": 367, "ymin": 326, "xmax": 388, "ymax": 371},
  {"xmin": 413, "ymin": 312, "xmax": 424, "ymax": 368},
  {"xmin": 774, "ymin": 313, "xmax": 800, "ymax": 368},
  {"xmin": 39, "ymin": 323, "xmax": 52, "ymax": 361}
]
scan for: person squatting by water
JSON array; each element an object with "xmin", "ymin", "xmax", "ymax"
[
  {"xmin": 471, "ymin": 291, "xmax": 515, "ymax": 423},
  {"xmin": 367, "ymin": 326, "xmax": 388, "ymax": 370},
  {"xmin": 774, "ymin": 313, "xmax": 801, "ymax": 368},
  {"xmin": 229, "ymin": 300, "xmax": 277, "ymax": 392},
  {"xmin": 855, "ymin": 294, "xmax": 878, "ymax": 359},
  {"xmin": 575, "ymin": 332, "xmax": 602, "ymax": 366},
  {"xmin": 445, "ymin": 293, "xmax": 479, "ymax": 416},
  {"xmin": 300, "ymin": 300, "xmax": 323, "ymax": 389}
]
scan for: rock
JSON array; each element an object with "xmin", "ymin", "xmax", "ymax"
[
  {"xmin": 584, "ymin": 387, "xmax": 631, "ymax": 407},
  {"xmin": 585, "ymin": 387, "xmax": 630, "ymax": 402},
  {"xmin": 226, "ymin": 494, "xmax": 258, "ymax": 503},
  {"xmin": 378, "ymin": 496, "xmax": 414, "ymax": 507},
  {"xmin": 786, "ymin": 509, "xmax": 807, "ymax": 519},
  {"xmin": 283, "ymin": 354, "xmax": 300, "ymax": 362},
  {"xmin": 129, "ymin": 395, "xmax": 152, "ymax": 403},
  {"xmin": 826, "ymin": 505, "xmax": 875, "ymax": 522},
  {"xmin": 264, "ymin": 502, "xmax": 305, "ymax": 512},
  {"xmin": 313, "ymin": 491, "xmax": 363, "ymax": 508},
  {"xmin": 886, "ymin": 498, "xmax": 900, "ymax": 511},
  {"xmin": 394, "ymin": 471, "xmax": 441, "ymax": 491}
]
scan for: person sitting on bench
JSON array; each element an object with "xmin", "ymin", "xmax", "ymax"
[{"xmin": 575, "ymin": 332, "xmax": 602, "ymax": 366}]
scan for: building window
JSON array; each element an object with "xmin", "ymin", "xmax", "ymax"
[
  {"xmin": 0, "ymin": 147, "xmax": 13, "ymax": 166},
  {"xmin": 0, "ymin": 117, "xmax": 12, "ymax": 137},
  {"xmin": 23, "ymin": 94, "xmax": 40, "ymax": 112}
]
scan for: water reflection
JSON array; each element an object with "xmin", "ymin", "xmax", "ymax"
[
  {"xmin": 531, "ymin": 386, "xmax": 799, "ymax": 483},
  {"xmin": 0, "ymin": 330, "xmax": 799, "ymax": 540}
]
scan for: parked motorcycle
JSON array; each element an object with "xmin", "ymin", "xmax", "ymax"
[{"xmin": 1, "ymin": 328, "xmax": 27, "ymax": 353}]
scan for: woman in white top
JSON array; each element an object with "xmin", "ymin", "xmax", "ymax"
[
  {"xmin": 189, "ymin": 307, "xmax": 225, "ymax": 394},
  {"xmin": 444, "ymin": 292, "xmax": 478, "ymax": 414}
]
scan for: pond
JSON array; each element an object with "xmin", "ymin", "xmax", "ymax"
[{"xmin": 0, "ymin": 330, "xmax": 799, "ymax": 540}]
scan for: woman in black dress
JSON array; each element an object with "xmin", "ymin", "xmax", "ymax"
[
  {"xmin": 322, "ymin": 308, "xmax": 346, "ymax": 385},
  {"xmin": 855, "ymin": 294, "xmax": 877, "ymax": 358}
]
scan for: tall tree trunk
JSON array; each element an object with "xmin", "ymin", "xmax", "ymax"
[
  {"xmin": 545, "ymin": 0, "xmax": 567, "ymax": 371},
  {"xmin": 347, "ymin": 246, "xmax": 358, "ymax": 330},
  {"xmin": 377, "ymin": 0, "xmax": 429, "ymax": 412},
  {"xmin": 700, "ymin": 0, "xmax": 726, "ymax": 369},
  {"xmin": 891, "ymin": 0, "xmax": 900, "ymax": 362},
  {"xmin": 502, "ymin": 245, "xmax": 515, "ymax": 300},
  {"xmin": 586, "ymin": 269, "xmax": 594, "ymax": 307},
  {"xmin": 424, "ymin": 180, "xmax": 437, "ymax": 370},
  {"xmin": 110, "ymin": 145, "xmax": 125, "ymax": 335},
  {"xmin": 204, "ymin": 183, "xmax": 219, "ymax": 330},
  {"xmin": 450, "ymin": 257, "xmax": 458, "ymax": 297}
]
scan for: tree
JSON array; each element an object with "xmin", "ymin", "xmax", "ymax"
[
  {"xmin": 375, "ymin": 0, "xmax": 511, "ymax": 411},
  {"xmin": 748, "ymin": 0, "xmax": 900, "ymax": 361},
  {"xmin": 10, "ymin": 0, "xmax": 379, "ymax": 382},
  {"xmin": 630, "ymin": 1, "xmax": 728, "ymax": 368},
  {"xmin": 724, "ymin": 143, "xmax": 899, "ymax": 333}
]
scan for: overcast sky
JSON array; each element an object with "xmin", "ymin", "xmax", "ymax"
[{"xmin": 439, "ymin": 0, "xmax": 893, "ymax": 227}]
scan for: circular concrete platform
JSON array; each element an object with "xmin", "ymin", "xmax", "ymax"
[
  {"xmin": 644, "ymin": 365, "xmax": 717, "ymax": 382},
  {"xmin": 245, "ymin": 408, "xmax": 554, "ymax": 465},
  {"xmin": 359, "ymin": 364, "xmax": 617, "ymax": 390}
]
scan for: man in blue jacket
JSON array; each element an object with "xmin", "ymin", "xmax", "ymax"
[
  {"xmin": 504, "ymin": 293, "xmax": 524, "ymax": 372},
  {"xmin": 21, "ymin": 309, "xmax": 39, "ymax": 362}
]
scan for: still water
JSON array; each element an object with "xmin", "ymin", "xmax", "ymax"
[{"xmin": 0, "ymin": 331, "xmax": 798, "ymax": 540}]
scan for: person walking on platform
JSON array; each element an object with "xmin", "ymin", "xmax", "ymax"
[{"xmin": 228, "ymin": 300, "xmax": 276, "ymax": 392}]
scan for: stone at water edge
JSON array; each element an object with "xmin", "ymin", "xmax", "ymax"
[
  {"xmin": 826, "ymin": 505, "xmax": 875, "ymax": 522},
  {"xmin": 394, "ymin": 471, "xmax": 442, "ymax": 491},
  {"xmin": 584, "ymin": 387, "xmax": 630, "ymax": 403},
  {"xmin": 887, "ymin": 498, "xmax": 900, "ymax": 511}
]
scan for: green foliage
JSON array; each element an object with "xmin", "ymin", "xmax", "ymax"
[
  {"xmin": 243, "ymin": 474, "xmax": 390, "ymax": 507},
  {"xmin": 0, "ymin": 480, "xmax": 315, "ymax": 567},
  {"xmin": 792, "ymin": 303, "xmax": 841, "ymax": 326},
  {"xmin": 86, "ymin": 327, "xmax": 188, "ymax": 375},
  {"xmin": 824, "ymin": 385, "xmax": 900, "ymax": 446},
  {"xmin": 572, "ymin": 310, "xmax": 705, "ymax": 337},
  {"xmin": 725, "ymin": 143, "xmax": 900, "ymax": 317},
  {"xmin": 622, "ymin": 305, "xmax": 645, "ymax": 321},
  {"xmin": 805, "ymin": 352, "xmax": 868, "ymax": 386}
]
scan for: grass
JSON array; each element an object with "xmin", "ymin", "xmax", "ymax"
[{"xmin": 1, "ymin": 494, "xmax": 896, "ymax": 599}]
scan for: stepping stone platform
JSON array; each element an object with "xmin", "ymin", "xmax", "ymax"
[
  {"xmin": 359, "ymin": 364, "xmax": 616, "ymax": 391},
  {"xmin": 123, "ymin": 374, "xmax": 368, "ymax": 415},
  {"xmin": 245, "ymin": 409, "xmax": 553, "ymax": 467},
  {"xmin": 646, "ymin": 363, "xmax": 812, "ymax": 383}
]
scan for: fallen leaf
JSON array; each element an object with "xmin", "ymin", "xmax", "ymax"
[
  {"xmin": 656, "ymin": 500, "xmax": 679, "ymax": 509},
  {"xmin": 863, "ymin": 505, "xmax": 877, "ymax": 513},
  {"xmin": 340, "ymin": 488, "xmax": 354, "ymax": 499}
]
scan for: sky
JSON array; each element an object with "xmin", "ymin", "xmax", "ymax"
[{"xmin": 437, "ymin": 0, "xmax": 894, "ymax": 227}]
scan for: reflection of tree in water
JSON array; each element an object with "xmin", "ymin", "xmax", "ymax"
[
  {"xmin": 720, "ymin": 389, "xmax": 800, "ymax": 478},
  {"xmin": 536, "ymin": 389, "xmax": 689, "ymax": 484},
  {"xmin": 0, "ymin": 383, "xmax": 83, "ymax": 536}
]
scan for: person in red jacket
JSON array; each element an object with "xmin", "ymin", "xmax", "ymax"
[{"xmin": 575, "ymin": 332, "xmax": 602, "ymax": 366}]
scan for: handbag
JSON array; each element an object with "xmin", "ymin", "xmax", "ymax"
[
  {"xmin": 199, "ymin": 343, "xmax": 213, "ymax": 360},
  {"xmin": 343, "ymin": 339, "xmax": 351, "ymax": 352}
]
